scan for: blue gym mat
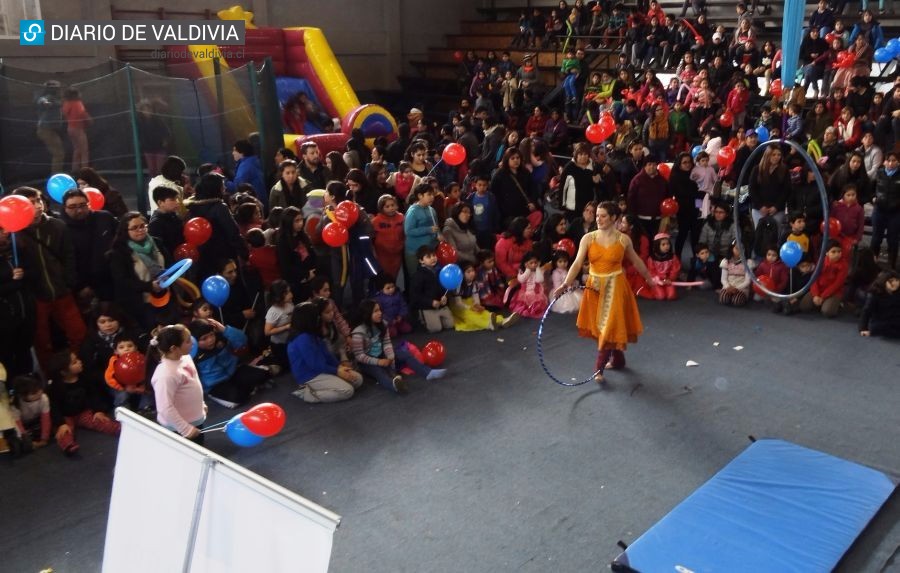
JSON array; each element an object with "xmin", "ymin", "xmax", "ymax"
[{"xmin": 611, "ymin": 439, "xmax": 896, "ymax": 573}]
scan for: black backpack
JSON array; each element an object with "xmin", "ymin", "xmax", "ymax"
[{"xmin": 753, "ymin": 216, "xmax": 780, "ymax": 259}]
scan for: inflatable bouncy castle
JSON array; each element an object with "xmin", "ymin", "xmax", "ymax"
[{"xmin": 164, "ymin": 6, "xmax": 396, "ymax": 155}]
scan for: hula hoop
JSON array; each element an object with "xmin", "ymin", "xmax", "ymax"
[
  {"xmin": 733, "ymin": 139, "xmax": 828, "ymax": 301},
  {"xmin": 157, "ymin": 258, "xmax": 192, "ymax": 289},
  {"xmin": 537, "ymin": 286, "xmax": 603, "ymax": 387},
  {"xmin": 173, "ymin": 277, "xmax": 200, "ymax": 309}
]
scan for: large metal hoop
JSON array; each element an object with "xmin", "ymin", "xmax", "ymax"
[{"xmin": 732, "ymin": 139, "xmax": 829, "ymax": 301}]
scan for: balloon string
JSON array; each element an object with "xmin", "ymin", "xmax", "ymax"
[
  {"xmin": 11, "ymin": 233, "xmax": 18, "ymax": 268},
  {"xmin": 427, "ymin": 158, "xmax": 443, "ymax": 178}
]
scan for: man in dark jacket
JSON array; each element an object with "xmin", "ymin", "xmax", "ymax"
[
  {"xmin": 148, "ymin": 185, "xmax": 185, "ymax": 256},
  {"xmin": 13, "ymin": 187, "xmax": 86, "ymax": 370},
  {"xmin": 385, "ymin": 122, "xmax": 411, "ymax": 166},
  {"xmin": 298, "ymin": 142, "xmax": 332, "ymax": 190},
  {"xmin": 871, "ymin": 152, "xmax": 900, "ymax": 269},
  {"xmin": 627, "ymin": 160, "xmax": 669, "ymax": 237},
  {"xmin": 60, "ymin": 188, "xmax": 117, "ymax": 304}
]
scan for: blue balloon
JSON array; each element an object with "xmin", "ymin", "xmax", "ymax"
[
  {"xmin": 439, "ymin": 263, "xmax": 463, "ymax": 290},
  {"xmin": 755, "ymin": 126, "xmax": 770, "ymax": 143},
  {"xmin": 189, "ymin": 336, "xmax": 198, "ymax": 359},
  {"xmin": 201, "ymin": 275, "xmax": 230, "ymax": 307},
  {"xmin": 691, "ymin": 145, "xmax": 703, "ymax": 159},
  {"xmin": 780, "ymin": 240, "xmax": 803, "ymax": 268},
  {"xmin": 874, "ymin": 48, "xmax": 893, "ymax": 64},
  {"xmin": 887, "ymin": 38, "xmax": 900, "ymax": 57},
  {"xmin": 47, "ymin": 173, "xmax": 77, "ymax": 204},
  {"xmin": 225, "ymin": 415, "xmax": 264, "ymax": 447}
]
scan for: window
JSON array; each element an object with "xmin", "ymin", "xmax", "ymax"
[{"xmin": 0, "ymin": 0, "xmax": 42, "ymax": 40}]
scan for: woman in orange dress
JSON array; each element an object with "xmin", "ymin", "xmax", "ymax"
[{"xmin": 552, "ymin": 201, "xmax": 656, "ymax": 384}]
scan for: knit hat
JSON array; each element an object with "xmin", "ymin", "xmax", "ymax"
[
  {"xmin": 712, "ymin": 32, "xmax": 723, "ymax": 42},
  {"xmin": 189, "ymin": 319, "xmax": 215, "ymax": 340},
  {"xmin": 745, "ymin": 128, "xmax": 758, "ymax": 137},
  {"xmin": 654, "ymin": 232, "xmax": 670, "ymax": 241}
]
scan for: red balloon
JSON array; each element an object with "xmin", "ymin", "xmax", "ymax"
[
  {"xmin": 436, "ymin": 241, "xmax": 458, "ymax": 265},
  {"xmin": 422, "ymin": 340, "xmax": 446, "ymax": 367},
  {"xmin": 322, "ymin": 222, "xmax": 349, "ymax": 247},
  {"xmin": 554, "ymin": 238, "xmax": 576, "ymax": 258},
  {"xmin": 114, "ymin": 351, "xmax": 147, "ymax": 387},
  {"xmin": 306, "ymin": 216, "xmax": 323, "ymax": 246},
  {"xmin": 821, "ymin": 217, "xmax": 842, "ymax": 237},
  {"xmin": 442, "ymin": 142, "xmax": 467, "ymax": 166},
  {"xmin": 174, "ymin": 242, "xmax": 200, "ymax": 261},
  {"xmin": 83, "ymin": 187, "xmax": 105, "ymax": 211},
  {"xmin": 334, "ymin": 200, "xmax": 360, "ymax": 227},
  {"xmin": 660, "ymin": 197, "xmax": 679, "ymax": 217},
  {"xmin": 241, "ymin": 402, "xmax": 286, "ymax": 438},
  {"xmin": 184, "ymin": 217, "xmax": 212, "ymax": 246},
  {"xmin": 453, "ymin": 50, "xmax": 463, "ymax": 61},
  {"xmin": 753, "ymin": 274, "xmax": 776, "ymax": 297},
  {"xmin": 0, "ymin": 195, "xmax": 36, "ymax": 232},
  {"xmin": 585, "ymin": 123, "xmax": 605, "ymax": 144},
  {"xmin": 717, "ymin": 146, "xmax": 736, "ymax": 168},
  {"xmin": 406, "ymin": 342, "xmax": 424, "ymax": 366},
  {"xmin": 657, "ymin": 163, "xmax": 672, "ymax": 181},
  {"xmin": 718, "ymin": 111, "xmax": 734, "ymax": 128},
  {"xmin": 770, "ymin": 79, "xmax": 783, "ymax": 98}
]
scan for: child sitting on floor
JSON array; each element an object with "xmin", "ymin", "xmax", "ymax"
[
  {"xmin": 372, "ymin": 272, "xmax": 412, "ymax": 339},
  {"xmin": 549, "ymin": 250, "xmax": 583, "ymax": 313},
  {"xmin": 350, "ymin": 299, "xmax": 446, "ymax": 395},
  {"xmin": 798, "ymin": 240, "xmax": 848, "ymax": 318},
  {"xmin": 476, "ymin": 249, "xmax": 508, "ymax": 310},
  {"xmin": 450, "ymin": 262, "xmax": 520, "ymax": 330},
  {"xmin": 508, "ymin": 251, "xmax": 549, "ymax": 318},
  {"xmin": 642, "ymin": 233, "xmax": 681, "ymax": 300},
  {"xmin": 719, "ymin": 241, "xmax": 756, "ymax": 307},
  {"xmin": 104, "ymin": 332, "xmax": 153, "ymax": 412},
  {"xmin": 47, "ymin": 350, "xmax": 120, "ymax": 456}
]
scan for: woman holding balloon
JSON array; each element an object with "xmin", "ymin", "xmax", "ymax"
[
  {"xmin": 107, "ymin": 212, "xmax": 172, "ymax": 330},
  {"xmin": 185, "ymin": 173, "xmax": 248, "ymax": 280},
  {"xmin": 0, "ymin": 227, "xmax": 35, "ymax": 379},
  {"xmin": 275, "ymin": 206, "xmax": 318, "ymax": 302},
  {"xmin": 150, "ymin": 324, "xmax": 206, "ymax": 442}
]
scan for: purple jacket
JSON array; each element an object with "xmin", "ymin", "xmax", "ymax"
[{"xmin": 373, "ymin": 291, "xmax": 409, "ymax": 323}]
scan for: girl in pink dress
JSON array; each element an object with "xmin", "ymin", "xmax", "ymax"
[{"xmin": 508, "ymin": 251, "xmax": 549, "ymax": 318}]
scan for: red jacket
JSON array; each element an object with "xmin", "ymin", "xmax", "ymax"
[
  {"xmin": 726, "ymin": 87, "xmax": 750, "ymax": 114},
  {"xmin": 830, "ymin": 200, "xmax": 864, "ymax": 244},
  {"xmin": 627, "ymin": 170, "xmax": 668, "ymax": 218},
  {"xmin": 755, "ymin": 259, "xmax": 789, "ymax": 293},
  {"xmin": 494, "ymin": 236, "xmax": 534, "ymax": 280},
  {"xmin": 811, "ymin": 256, "xmax": 849, "ymax": 299},
  {"xmin": 647, "ymin": 257, "xmax": 681, "ymax": 281},
  {"xmin": 248, "ymin": 245, "xmax": 280, "ymax": 289},
  {"xmin": 372, "ymin": 213, "xmax": 406, "ymax": 257}
]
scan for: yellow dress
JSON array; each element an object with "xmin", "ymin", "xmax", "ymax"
[{"xmin": 575, "ymin": 231, "xmax": 644, "ymax": 350}]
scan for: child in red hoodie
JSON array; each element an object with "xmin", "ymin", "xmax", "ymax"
[
  {"xmin": 725, "ymin": 81, "xmax": 750, "ymax": 133},
  {"xmin": 799, "ymin": 239, "xmax": 849, "ymax": 318},
  {"xmin": 371, "ymin": 194, "xmax": 405, "ymax": 280},
  {"xmin": 829, "ymin": 184, "xmax": 864, "ymax": 252},
  {"xmin": 754, "ymin": 246, "xmax": 790, "ymax": 306},
  {"xmin": 246, "ymin": 228, "xmax": 280, "ymax": 290}
]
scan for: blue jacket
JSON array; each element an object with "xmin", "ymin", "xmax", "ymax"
[
  {"xmin": 194, "ymin": 326, "xmax": 247, "ymax": 392},
  {"xmin": 849, "ymin": 22, "xmax": 884, "ymax": 50},
  {"xmin": 403, "ymin": 204, "xmax": 439, "ymax": 255},
  {"xmin": 288, "ymin": 333, "xmax": 338, "ymax": 384},
  {"xmin": 470, "ymin": 191, "xmax": 500, "ymax": 234},
  {"xmin": 228, "ymin": 155, "xmax": 268, "ymax": 208}
]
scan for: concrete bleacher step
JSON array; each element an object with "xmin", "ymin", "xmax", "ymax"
[
  {"xmin": 446, "ymin": 33, "xmax": 517, "ymax": 50},
  {"xmin": 410, "ymin": 60, "xmax": 560, "ymax": 84},
  {"xmin": 427, "ymin": 47, "xmax": 565, "ymax": 67}
]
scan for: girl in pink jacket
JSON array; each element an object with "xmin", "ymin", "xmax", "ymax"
[{"xmin": 641, "ymin": 233, "xmax": 681, "ymax": 300}]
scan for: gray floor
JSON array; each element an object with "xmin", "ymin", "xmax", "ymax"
[{"xmin": 2, "ymin": 291, "xmax": 899, "ymax": 573}]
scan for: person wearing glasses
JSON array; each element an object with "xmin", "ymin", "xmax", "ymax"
[
  {"xmin": 59, "ymin": 189, "xmax": 117, "ymax": 308},
  {"xmin": 12, "ymin": 186, "xmax": 87, "ymax": 372},
  {"xmin": 108, "ymin": 212, "xmax": 173, "ymax": 330}
]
